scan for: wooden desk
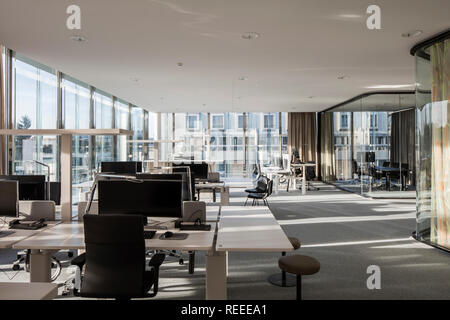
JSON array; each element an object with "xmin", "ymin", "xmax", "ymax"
[{"xmin": 0, "ymin": 282, "xmax": 58, "ymax": 300}]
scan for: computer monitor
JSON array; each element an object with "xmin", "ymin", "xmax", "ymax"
[
  {"xmin": 97, "ymin": 179, "xmax": 183, "ymax": 218},
  {"xmin": 0, "ymin": 175, "xmax": 46, "ymax": 200},
  {"xmin": 136, "ymin": 173, "xmax": 191, "ymax": 201},
  {"xmin": 100, "ymin": 161, "xmax": 142, "ymax": 174},
  {"xmin": 173, "ymin": 162, "xmax": 208, "ymax": 181},
  {"xmin": 0, "ymin": 180, "xmax": 19, "ymax": 217}
]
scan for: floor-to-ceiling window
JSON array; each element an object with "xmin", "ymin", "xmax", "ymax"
[
  {"xmin": 130, "ymin": 106, "xmax": 144, "ymax": 161},
  {"xmin": 61, "ymin": 75, "xmax": 91, "ymax": 202},
  {"xmin": 115, "ymin": 99, "xmax": 130, "ymax": 161},
  {"xmin": 12, "ymin": 53, "xmax": 58, "ymax": 181},
  {"xmin": 93, "ymin": 89, "xmax": 114, "ymax": 169}
]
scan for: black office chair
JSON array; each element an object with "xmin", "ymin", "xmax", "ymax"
[
  {"xmin": 305, "ymin": 163, "xmax": 319, "ymax": 191},
  {"xmin": 71, "ymin": 214, "xmax": 165, "ymax": 300},
  {"xmin": 245, "ymin": 179, "xmax": 273, "ymax": 206},
  {"xmin": 245, "ymin": 175, "xmax": 268, "ymax": 194}
]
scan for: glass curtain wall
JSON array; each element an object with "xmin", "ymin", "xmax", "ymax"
[
  {"xmin": 210, "ymin": 112, "xmax": 245, "ymax": 177},
  {"xmin": 130, "ymin": 106, "xmax": 144, "ymax": 161},
  {"xmin": 414, "ymin": 35, "xmax": 450, "ymax": 250},
  {"xmin": 115, "ymin": 99, "xmax": 130, "ymax": 161},
  {"xmin": 61, "ymin": 75, "xmax": 91, "ymax": 201},
  {"xmin": 93, "ymin": 90, "xmax": 114, "ymax": 169},
  {"xmin": 12, "ymin": 54, "xmax": 58, "ymax": 180},
  {"xmin": 325, "ymin": 92, "xmax": 415, "ymax": 196},
  {"xmin": 158, "ymin": 112, "xmax": 287, "ymax": 178},
  {"xmin": 173, "ymin": 113, "xmax": 208, "ymax": 162}
]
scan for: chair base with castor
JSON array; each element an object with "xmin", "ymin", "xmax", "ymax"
[
  {"xmin": 268, "ymin": 237, "xmax": 300, "ymax": 287},
  {"xmin": 278, "ymin": 254, "xmax": 320, "ymax": 300}
]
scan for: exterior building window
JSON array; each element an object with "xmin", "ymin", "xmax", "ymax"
[
  {"xmin": 370, "ymin": 114, "xmax": 378, "ymax": 128},
  {"xmin": 187, "ymin": 114, "xmax": 198, "ymax": 130},
  {"xmin": 211, "ymin": 114, "xmax": 224, "ymax": 129},
  {"xmin": 341, "ymin": 114, "xmax": 349, "ymax": 129},
  {"xmin": 264, "ymin": 114, "xmax": 274, "ymax": 129}
]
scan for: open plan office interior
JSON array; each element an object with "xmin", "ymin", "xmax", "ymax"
[{"xmin": 0, "ymin": 0, "xmax": 449, "ymax": 306}]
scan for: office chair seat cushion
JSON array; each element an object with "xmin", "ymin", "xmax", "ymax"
[
  {"xmin": 70, "ymin": 253, "xmax": 86, "ymax": 269},
  {"xmin": 245, "ymin": 187, "xmax": 266, "ymax": 194},
  {"xmin": 278, "ymin": 255, "xmax": 320, "ymax": 276},
  {"xmin": 247, "ymin": 192, "xmax": 265, "ymax": 199}
]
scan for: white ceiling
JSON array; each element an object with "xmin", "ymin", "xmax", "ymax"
[{"xmin": 0, "ymin": 0, "xmax": 448, "ymax": 113}]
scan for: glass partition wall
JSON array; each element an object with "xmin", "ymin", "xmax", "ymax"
[
  {"xmin": 414, "ymin": 33, "xmax": 450, "ymax": 250},
  {"xmin": 324, "ymin": 92, "xmax": 416, "ymax": 197}
]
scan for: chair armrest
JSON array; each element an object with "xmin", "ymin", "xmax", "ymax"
[{"xmin": 70, "ymin": 253, "xmax": 86, "ymax": 269}]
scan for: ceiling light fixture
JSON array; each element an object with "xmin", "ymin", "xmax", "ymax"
[
  {"xmin": 337, "ymin": 75, "xmax": 350, "ymax": 80},
  {"xmin": 130, "ymin": 77, "xmax": 140, "ymax": 83},
  {"xmin": 238, "ymin": 76, "xmax": 248, "ymax": 81},
  {"xmin": 401, "ymin": 30, "xmax": 423, "ymax": 38},
  {"xmin": 241, "ymin": 32, "xmax": 260, "ymax": 40},
  {"xmin": 69, "ymin": 35, "xmax": 87, "ymax": 42},
  {"xmin": 177, "ymin": 62, "xmax": 184, "ymax": 67}
]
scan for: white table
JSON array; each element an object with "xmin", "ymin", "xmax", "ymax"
[
  {"xmin": 291, "ymin": 163, "xmax": 316, "ymax": 195},
  {"xmin": 13, "ymin": 221, "xmax": 220, "ymax": 299},
  {"xmin": 212, "ymin": 206, "xmax": 293, "ymax": 299},
  {"xmin": 0, "ymin": 220, "xmax": 60, "ymax": 249},
  {"xmin": 0, "ymin": 282, "xmax": 58, "ymax": 300},
  {"xmin": 0, "ymin": 129, "xmax": 132, "ymax": 222},
  {"xmin": 195, "ymin": 182, "xmax": 230, "ymax": 206}
]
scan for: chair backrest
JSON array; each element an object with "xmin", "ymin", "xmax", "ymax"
[
  {"xmin": 81, "ymin": 214, "xmax": 147, "ymax": 299},
  {"xmin": 256, "ymin": 175, "xmax": 268, "ymax": 192},
  {"xmin": 306, "ymin": 165, "xmax": 316, "ymax": 180},
  {"xmin": 266, "ymin": 179, "xmax": 273, "ymax": 197}
]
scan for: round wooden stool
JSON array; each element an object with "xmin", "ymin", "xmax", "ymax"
[
  {"xmin": 268, "ymin": 237, "xmax": 301, "ymax": 287},
  {"xmin": 278, "ymin": 254, "xmax": 320, "ymax": 300}
]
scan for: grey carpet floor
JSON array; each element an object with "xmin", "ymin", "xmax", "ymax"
[{"xmin": 1, "ymin": 182, "xmax": 449, "ymax": 300}]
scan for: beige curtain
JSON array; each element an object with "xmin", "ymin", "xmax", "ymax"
[
  {"xmin": 320, "ymin": 112, "xmax": 335, "ymax": 181},
  {"xmin": 390, "ymin": 109, "xmax": 416, "ymax": 185},
  {"xmin": 288, "ymin": 112, "xmax": 316, "ymax": 162},
  {"xmin": 430, "ymin": 39, "xmax": 450, "ymax": 248}
]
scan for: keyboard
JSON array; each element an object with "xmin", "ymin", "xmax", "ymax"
[{"xmin": 143, "ymin": 230, "xmax": 156, "ymax": 239}]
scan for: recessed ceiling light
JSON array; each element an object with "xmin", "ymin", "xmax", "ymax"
[
  {"xmin": 401, "ymin": 30, "xmax": 423, "ymax": 38},
  {"xmin": 241, "ymin": 32, "xmax": 260, "ymax": 40},
  {"xmin": 130, "ymin": 77, "xmax": 140, "ymax": 82},
  {"xmin": 238, "ymin": 76, "xmax": 248, "ymax": 81},
  {"xmin": 308, "ymin": 96, "xmax": 315, "ymax": 99},
  {"xmin": 69, "ymin": 35, "xmax": 87, "ymax": 42},
  {"xmin": 337, "ymin": 75, "xmax": 350, "ymax": 80},
  {"xmin": 177, "ymin": 62, "xmax": 184, "ymax": 67}
]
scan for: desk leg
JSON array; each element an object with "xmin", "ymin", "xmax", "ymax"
[
  {"xmin": 206, "ymin": 250, "xmax": 227, "ymax": 300},
  {"xmin": 213, "ymin": 188, "xmax": 216, "ymax": 202},
  {"xmin": 302, "ymin": 167, "xmax": 306, "ymax": 195},
  {"xmin": 273, "ymin": 175, "xmax": 279, "ymax": 194},
  {"xmin": 220, "ymin": 187, "xmax": 230, "ymax": 206},
  {"xmin": 29, "ymin": 250, "xmax": 52, "ymax": 283}
]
